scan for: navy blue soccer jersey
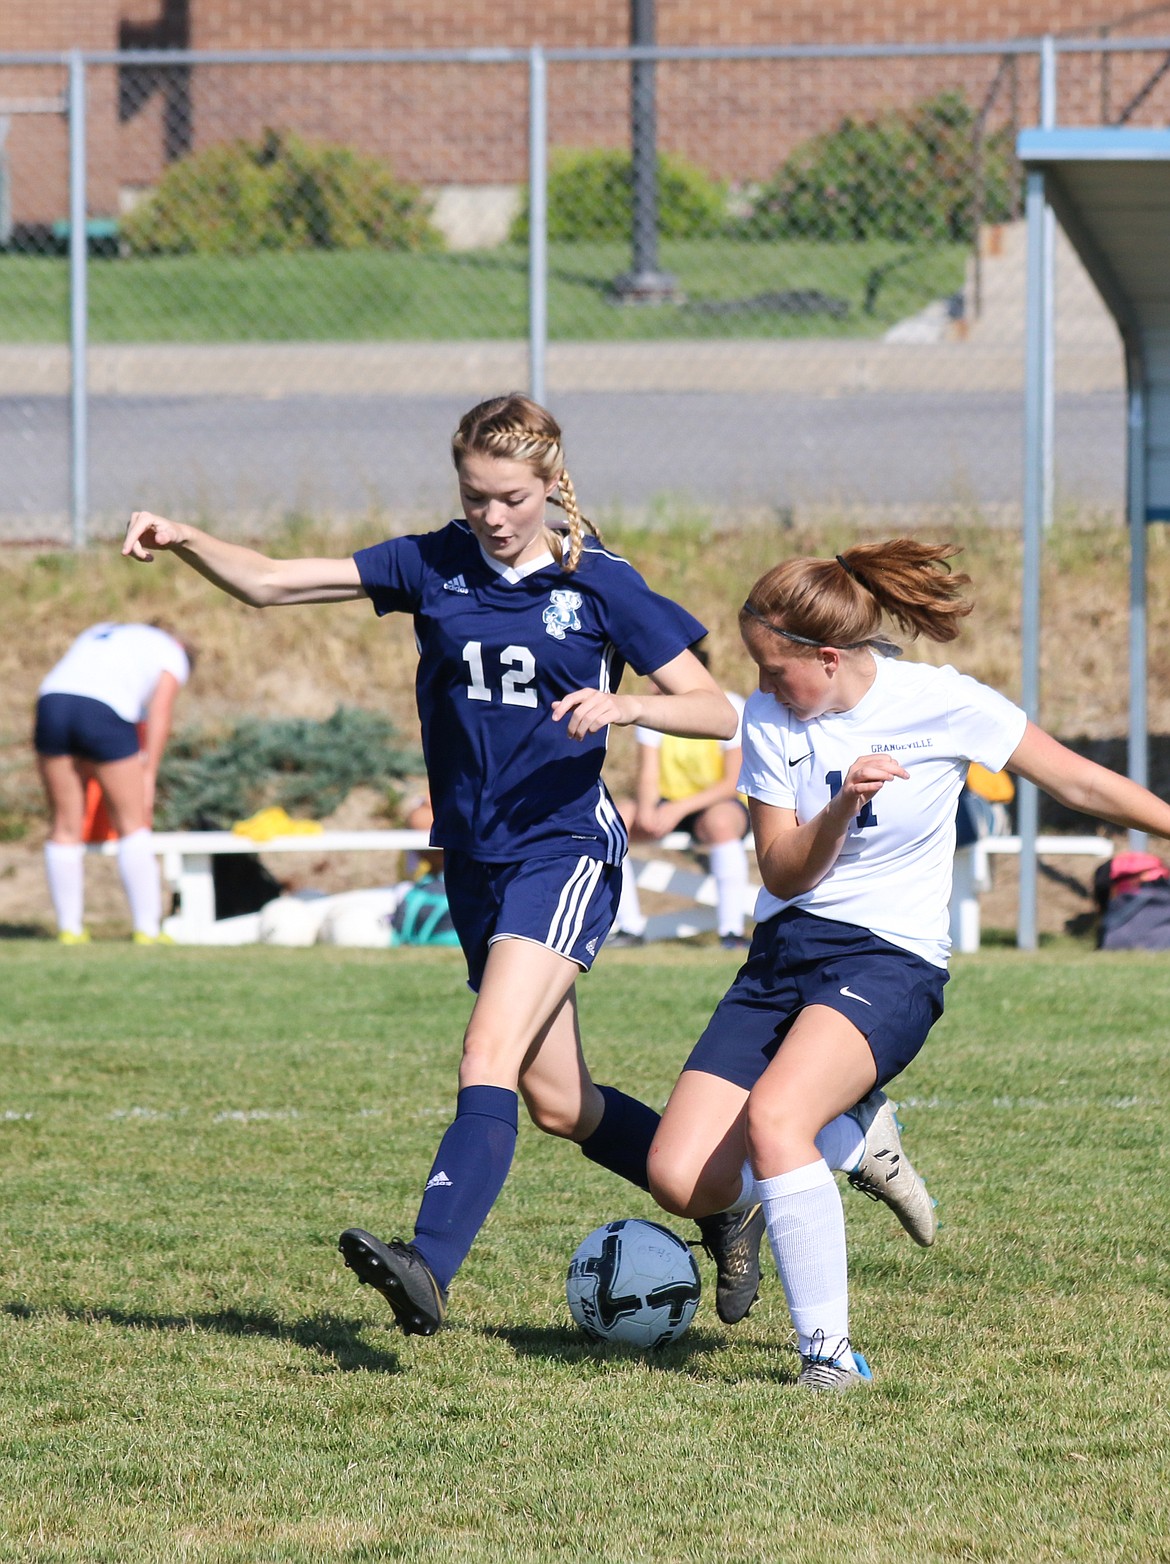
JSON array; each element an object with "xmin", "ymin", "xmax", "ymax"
[{"xmin": 355, "ymin": 522, "xmax": 705, "ymax": 864}]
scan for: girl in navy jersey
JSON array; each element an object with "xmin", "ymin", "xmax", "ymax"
[
  {"xmin": 123, "ymin": 393, "xmax": 740, "ymax": 1337},
  {"xmin": 647, "ymin": 540, "xmax": 1170, "ymax": 1390}
]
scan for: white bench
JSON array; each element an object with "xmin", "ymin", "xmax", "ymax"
[
  {"xmin": 626, "ymin": 830, "xmax": 760, "ymax": 942},
  {"xmin": 88, "ymin": 829, "xmax": 433, "ymax": 944},
  {"xmin": 950, "ymin": 835, "xmax": 1113, "ymax": 953},
  {"xmin": 88, "ymin": 827, "xmax": 1110, "ymax": 952},
  {"xmin": 88, "ymin": 827, "xmax": 748, "ymax": 946},
  {"xmin": 637, "ymin": 832, "xmax": 1115, "ymax": 951}
]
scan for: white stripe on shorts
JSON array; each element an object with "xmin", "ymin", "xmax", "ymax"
[
  {"xmin": 593, "ymin": 786, "xmax": 627, "ymax": 864},
  {"xmin": 547, "ymin": 856, "xmax": 605, "ymax": 955}
]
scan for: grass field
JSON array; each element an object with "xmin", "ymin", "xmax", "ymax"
[
  {"xmin": 1, "ymin": 940, "xmax": 1167, "ymax": 1562},
  {"xmin": 0, "ymin": 239, "xmax": 965, "ymax": 344}
]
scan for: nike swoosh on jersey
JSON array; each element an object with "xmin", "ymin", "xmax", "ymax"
[
  {"xmin": 790, "ymin": 752, "xmax": 812, "ymax": 765},
  {"xmin": 839, "ymin": 986, "xmax": 872, "ymax": 1006}
]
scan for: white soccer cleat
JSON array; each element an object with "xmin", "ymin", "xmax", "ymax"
[
  {"xmin": 796, "ymin": 1332, "xmax": 873, "ymax": 1392},
  {"xmin": 846, "ymin": 1088, "xmax": 937, "ymax": 1246}
]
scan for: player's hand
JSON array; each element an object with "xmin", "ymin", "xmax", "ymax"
[
  {"xmin": 638, "ymin": 800, "xmax": 684, "ymax": 839},
  {"xmin": 551, "ymin": 687, "xmax": 637, "ymax": 741},
  {"xmin": 826, "ymin": 752, "xmax": 909, "ymax": 822},
  {"xmin": 123, "ymin": 510, "xmax": 188, "ymax": 562}
]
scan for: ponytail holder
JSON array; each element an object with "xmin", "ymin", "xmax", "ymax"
[{"xmin": 836, "ymin": 553, "xmax": 867, "ymax": 589}]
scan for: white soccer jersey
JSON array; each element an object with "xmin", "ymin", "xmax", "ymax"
[
  {"xmin": 739, "ymin": 654, "xmax": 1027, "ymax": 966},
  {"xmin": 39, "ymin": 623, "xmax": 190, "ymax": 723}
]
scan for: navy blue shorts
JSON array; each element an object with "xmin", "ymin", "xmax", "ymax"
[
  {"xmin": 33, "ymin": 693, "xmax": 139, "ymax": 765},
  {"xmin": 443, "ymin": 849, "xmax": 623, "ymax": 992},
  {"xmin": 684, "ymin": 907, "xmax": 948, "ymax": 1092}
]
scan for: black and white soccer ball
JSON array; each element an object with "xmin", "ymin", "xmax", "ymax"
[{"xmin": 566, "ymin": 1219, "xmax": 701, "ymax": 1348}]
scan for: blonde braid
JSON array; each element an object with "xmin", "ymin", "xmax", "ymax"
[
  {"xmin": 452, "ymin": 395, "xmax": 603, "ymax": 576},
  {"xmin": 549, "ymin": 466, "xmax": 603, "ymax": 574}
]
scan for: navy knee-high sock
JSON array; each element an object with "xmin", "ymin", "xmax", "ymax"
[
  {"xmin": 579, "ymin": 1084, "xmax": 660, "ymax": 1193},
  {"xmin": 411, "ymin": 1084, "xmax": 518, "ymax": 1291}
]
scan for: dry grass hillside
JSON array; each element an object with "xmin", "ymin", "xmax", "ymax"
[{"xmin": 3, "ymin": 509, "xmax": 1169, "ymax": 934}]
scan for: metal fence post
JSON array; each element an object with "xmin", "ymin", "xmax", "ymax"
[
  {"xmin": 67, "ymin": 49, "xmax": 89, "ymax": 549},
  {"xmin": 1040, "ymin": 34, "xmax": 1056, "ymax": 535},
  {"xmin": 528, "ymin": 44, "xmax": 547, "ymax": 408}
]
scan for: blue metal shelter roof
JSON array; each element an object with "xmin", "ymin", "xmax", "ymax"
[{"xmin": 1019, "ymin": 127, "xmax": 1170, "ymax": 519}]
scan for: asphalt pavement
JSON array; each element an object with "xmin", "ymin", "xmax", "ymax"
[{"xmin": 0, "ymin": 387, "xmax": 1126, "ymax": 541}]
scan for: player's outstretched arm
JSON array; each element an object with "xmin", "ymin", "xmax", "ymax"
[
  {"xmin": 122, "ymin": 511, "xmax": 366, "ymax": 607},
  {"xmin": 631, "ymin": 649, "xmax": 737, "ymax": 739},
  {"xmin": 551, "ymin": 650, "xmax": 735, "ymax": 743},
  {"xmin": 1008, "ymin": 721, "xmax": 1170, "ymax": 839}
]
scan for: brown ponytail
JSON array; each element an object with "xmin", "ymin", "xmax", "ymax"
[{"xmin": 741, "ymin": 540, "xmax": 972, "ymax": 652}]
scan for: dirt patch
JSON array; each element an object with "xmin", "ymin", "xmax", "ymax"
[{"xmin": 3, "ymin": 514, "xmax": 1167, "ymax": 944}]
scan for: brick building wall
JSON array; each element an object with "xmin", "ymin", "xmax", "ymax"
[
  {"xmin": 4, "ymin": 1, "xmax": 1170, "ymax": 226},
  {"xmin": 0, "ymin": 0, "xmax": 121, "ymax": 228}
]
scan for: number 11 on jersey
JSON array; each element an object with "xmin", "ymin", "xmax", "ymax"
[{"xmin": 825, "ymin": 769, "xmax": 878, "ymax": 829}]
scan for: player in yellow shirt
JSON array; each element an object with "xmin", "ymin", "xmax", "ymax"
[{"xmin": 614, "ymin": 642, "xmax": 751, "ymax": 949}]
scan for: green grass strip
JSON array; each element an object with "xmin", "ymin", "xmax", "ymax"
[
  {"xmin": 1, "ymin": 941, "xmax": 1167, "ymax": 1561},
  {"xmin": 0, "ymin": 240, "xmax": 965, "ymax": 345}
]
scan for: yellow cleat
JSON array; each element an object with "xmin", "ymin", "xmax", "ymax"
[
  {"xmin": 132, "ymin": 931, "xmax": 176, "ymax": 946},
  {"xmin": 57, "ymin": 930, "xmax": 91, "ymax": 946}
]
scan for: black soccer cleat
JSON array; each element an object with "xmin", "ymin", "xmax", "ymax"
[
  {"xmin": 338, "ymin": 1228, "xmax": 448, "ymax": 1336},
  {"xmin": 695, "ymin": 1202, "xmax": 766, "ymax": 1325}
]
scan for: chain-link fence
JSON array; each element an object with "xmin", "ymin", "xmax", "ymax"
[{"xmin": 1, "ymin": 36, "xmax": 1165, "ymax": 542}]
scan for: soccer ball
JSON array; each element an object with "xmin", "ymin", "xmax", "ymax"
[{"xmin": 566, "ymin": 1219, "xmax": 701, "ymax": 1348}]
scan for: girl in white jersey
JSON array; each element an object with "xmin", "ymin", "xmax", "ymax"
[
  {"xmin": 123, "ymin": 394, "xmax": 746, "ymax": 1340},
  {"xmin": 646, "ymin": 540, "xmax": 1170, "ymax": 1390},
  {"xmin": 34, "ymin": 622, "xmax": 192, "ymax": 943}
]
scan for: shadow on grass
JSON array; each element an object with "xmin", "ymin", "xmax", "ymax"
[
  {"xmin": 0, "ymin": 923, "xmax": 49, "ymax": 940},
  {"xmin": 2, "ymin": 1301, "xmax": 401, "ymax": 1373},
  {"xmin": 483, "ymin": 1320, "xmax": 727, "ymax": 1371}
]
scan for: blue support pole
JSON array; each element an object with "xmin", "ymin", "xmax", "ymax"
[
  {"xmin": 1015, "ymin": 36, "xmax": 1058, "ymax": 950},
  {"xmin": 1125, "ymin": 337, "xmax": 1149, "ymax": 846},
  {"xmin": 1017, "ymin": 165, "xmax": 1047, "ymax": 951}
]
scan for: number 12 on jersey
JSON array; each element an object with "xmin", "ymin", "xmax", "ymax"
[
  {"xmin": 825, "ymin": 769, "xmax": 878, "ymax": 829},
  {"xmin": 462, "ymin": 641, "xmax": 538, "ymax": 708}
]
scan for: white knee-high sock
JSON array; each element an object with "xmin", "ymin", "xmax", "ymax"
[
  {"xmin": 44, "ymin": 841, "xmax": 85, "ymax": 935},
  {"xmin": 757, "ymin": 1159, "xmax": 851, "ymax": 1362},
  {"xmin": 708, "ymin": 838, "xmax": 748, "ymax": 937},
  {"xmin": 720, "ymin": 1116, "xmax": 864, "ymax": 1220},
  {"xmin": 615, "ymin": 858, "xmax": 646, "ymax": 936},
  {"xmin": 724, "ymin": 1161, "xmax": 757, "ymax": 1213},
  {"xmin": 117, "ymin": 828, "xmax": 160, "ymax": 937},
  {"xmin": 815, "ymin": 1112, "xmax": 866, "ymax": 1174}
]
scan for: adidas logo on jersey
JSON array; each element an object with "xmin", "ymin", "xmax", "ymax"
[
  {"xmin": 425, "ymin": 1170, "xmax": 454, "ymax": 1190},
  {"xmin": 443, "ymin": 575, "xmax": 470, "ymax": 594}
]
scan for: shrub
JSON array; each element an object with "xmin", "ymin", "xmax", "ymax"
[
  {"xmin": 155, "ymin": 707, "xmax": 422, "ymax": 830},
  {"xmin": 510, "ymin": 147, "xmax": 726, "ymax": 243},
  {"xmin": 742, "ymin": 91, "xmax": 1020, "ymax": 244},
  {"xmin": 124, "ymin": 129, "xmax": 444, "ymax": 256}
]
